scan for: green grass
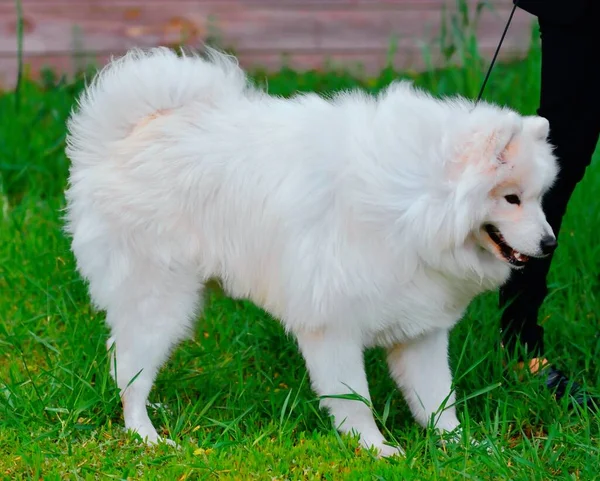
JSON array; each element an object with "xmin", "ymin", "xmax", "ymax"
[{"xmin": 1, "ymin": 24, "xmax": 600, "ymax": 480}]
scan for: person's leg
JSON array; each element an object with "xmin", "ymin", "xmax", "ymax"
[{"xmin": 499, "ymin": 4, "xmax": 600, "ymax": 393}]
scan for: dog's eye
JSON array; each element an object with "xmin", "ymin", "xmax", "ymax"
[{"xmin": 504, "ymin": 194, "xmax": 521, "ymax": 205}]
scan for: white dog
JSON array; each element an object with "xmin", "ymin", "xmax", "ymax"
[{"xmin": 64, "ymin": 47, "xmax": 558, "ymax": 457}]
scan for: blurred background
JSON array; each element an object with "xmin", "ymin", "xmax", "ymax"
[{"xmin": 1, "ymin": 0, "xmax": 536, "ymax": 90}]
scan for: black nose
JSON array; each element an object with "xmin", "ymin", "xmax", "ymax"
[{"xmin": 540, "ymin": 235, "xmax": 557, "ymax": 255}]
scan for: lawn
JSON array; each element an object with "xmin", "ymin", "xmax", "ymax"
[{"xmin": 1, "ymin": 25, "xmax": 599, "ymax": 481}]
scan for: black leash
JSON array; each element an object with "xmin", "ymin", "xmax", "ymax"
[{"xmin": 476, "ymin": 1, "xmax": 519, "ymax": 104}]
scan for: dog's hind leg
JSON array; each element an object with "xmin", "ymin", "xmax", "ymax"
[
  {"xmin": 296, "ymin": 329, "xmax": 404, "ymax": 458},
  {"xmin": 386, "ymin": 328, "xmax": 460, "ymax": 433},
  {"xmin": 103, "ymin": 257, "xmax": 203, "ymax": 445}
]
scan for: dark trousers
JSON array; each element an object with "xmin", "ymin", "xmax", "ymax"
[{"xmin": 499, "ymin": 3, "xmax": 600, "ymax": 360}]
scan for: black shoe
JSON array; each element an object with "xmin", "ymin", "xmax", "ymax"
[{"xmin": 542, "ymin": 366, "xmax": 597, "ymax": 411}]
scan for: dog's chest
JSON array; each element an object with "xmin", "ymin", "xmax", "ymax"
[
  {"xmin": 368, "ymin": 305, "xmax": 460, "ymax": 348},
  {"xmin": 366, "ymin": 277, "xmax": 474, "ymax": 348}
]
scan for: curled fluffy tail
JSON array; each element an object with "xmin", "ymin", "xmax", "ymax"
[
  {"xmin": 66, "ymin": 47, "xmax": 251, "ymax": 165},
  {"xmin": 64, "ymin": 47, "xmax": 252, "ymax": 304}
]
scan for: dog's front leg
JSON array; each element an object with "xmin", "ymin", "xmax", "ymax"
[
  {"xmin": 386, "ymin": 328, "xmax": 460, "ymax": 434},
  {"xmin": 296, "ymin": 329, "xmax": 403, "ymax": 458}
]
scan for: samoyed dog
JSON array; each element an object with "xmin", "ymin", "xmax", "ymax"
[{"xmin": 64, "ymin": 47, "xmax": 558, "ymax": 457}]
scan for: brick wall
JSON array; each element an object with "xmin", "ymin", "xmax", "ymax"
[{"xmin": 0, "ymin": 0, "xmax": 536, "ymax": 88}]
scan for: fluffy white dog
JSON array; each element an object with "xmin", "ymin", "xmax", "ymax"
[{"xmin": 65, "ymin": 47, "xmax": 558, "ymax": 457}]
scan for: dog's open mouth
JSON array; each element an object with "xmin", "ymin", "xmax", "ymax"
[{"xmin": 484, "ymin": 224, "xmax": 529, "ymax": 267}]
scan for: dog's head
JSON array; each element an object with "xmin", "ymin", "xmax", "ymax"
[{"xmin": 443, "ymin": 109, "xmax": 559, "ymax": 276}]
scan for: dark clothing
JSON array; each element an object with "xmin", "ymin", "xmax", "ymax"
[
  {"xmin": 514, "ymin": 0, "xmax": 589, "ymax": 25},
  {"xmin": 500, "ymin": 1, "xmax": 600, "ymax": 359}
]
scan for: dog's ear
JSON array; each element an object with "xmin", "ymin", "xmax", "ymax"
[
  {"xmin": 450, "ymin": 113, "xmax": 521, "ymax": 176},
  {"xmin": 523, "ymin": 115, "xmax": 549, "ymax": 141}
]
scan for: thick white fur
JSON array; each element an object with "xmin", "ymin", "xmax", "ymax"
[{"xmin": 64, "ymin": 47, "xmax": 558, "ymax": 457}]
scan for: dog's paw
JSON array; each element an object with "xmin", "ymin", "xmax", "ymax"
[
  {"xmin": 123, "ymin": 424, "xmax": 179, "ymax": 449},
  {"xmin": 142, "ymin": 432, "xmax": 180, "ymax": 449},
  {"xmin": 156, "ymin": 437, "xmax": 180, "ymax": 449},
  {"xmin": 375, "ymin": 443, "xmax": 405, "ymax": 459},
  {"xmin": 139, "ymin": 433, "xmax": 180, "ymax": 449},
  {"xmin": 360, "ymin": 437, "xmax": 405, "ymax": 459}
]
